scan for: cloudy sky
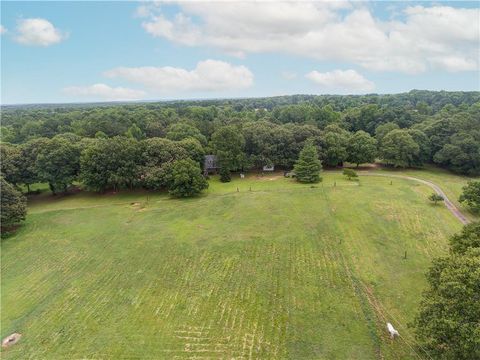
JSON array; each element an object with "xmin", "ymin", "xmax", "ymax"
[{"xmin": 1, "ymin": 1, "xmax": 479, "ymax": 104}]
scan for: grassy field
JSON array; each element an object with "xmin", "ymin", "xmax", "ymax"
[
  {"xmin": 378, "ymin": 165, "xmax": 479, "ymax": 222},
  {"xmin": 1, "ymin": 169, "xmax": 475, "ymax": 359}
]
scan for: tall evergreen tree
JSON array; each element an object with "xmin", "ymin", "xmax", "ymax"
[{"xmin": 294, "ymin": 141, "xmax": 322, "ymax": 183}]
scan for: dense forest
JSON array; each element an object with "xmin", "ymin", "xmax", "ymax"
[{"xmin": 1, "ymin": 90, "xmax": 479, "ymax": 196}]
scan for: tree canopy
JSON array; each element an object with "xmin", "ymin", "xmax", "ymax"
[
  {"xmin": 414, "ymin": 223, "xmax": 480, "ymax": 360},
  {"xmin": 459, "ymin": 181, "xmax": 480, "ymax": 213},
  {"xmin": 211, "ymin": 125, "xmax": 246, "ymax": 179},
  {"xmin": 36, "ymin": 137, "xmax": 81, "ymax": 194},
  {"xmin": 347, "ymin": 130, "xmax": 377, "ymax": 166},
  {"xmin": 380, "ymin": 129, "xmax": 420, "ymax": 168},
  {"xmin": 80, "ymin": 137, "xmax": 141, "ymax": 192},
  {"xmin": 0, "ymin": 90, "xmax": 479, "ymax": 197},
  {"xmin": 1, "ymin": 178, "xmax": 27, "ymax": 230},
  {"xmin": 167, "ymin": 159, "xmax": 209, "ymax": 197}
]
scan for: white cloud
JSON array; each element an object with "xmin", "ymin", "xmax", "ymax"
[
  {"xmin": 135, "ymin": 5, "xmax": 151, "ymax": 18},
  {"xmin": 104, "ymin": 60, "xmax": 254, "ymax": 93},
  {"xmin": 281, "ymin": 71, "xmax": 297, "ymax": 80},
  {"xmin": 306, "ymin": 69, "xmax": 375, "ymax": 93},
  {"xmin": 15, "ymin": 18, "xmax": 67, "ymax": 46},
  {"xmin": 63, "ymin": 84, "xmax": 146, "ymax": 101},
  {"xmin": 139, "ymin": 2, "xmax": 479, "ymax": 73},
  {"xmin": 135, "ymin": 2, "xmax": 162, "ymax": 18},
  {"xmin": 429, "ymin": 56, "xmax": 478, "ymax": 73},
  {"xmin": 0, "ymin": 25, "xmax": 6, "ymax": 35}
]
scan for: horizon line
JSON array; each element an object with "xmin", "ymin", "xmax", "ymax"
[{"xmin": 2, "ymin": 89, "xmax": 479, "ymax": 107}]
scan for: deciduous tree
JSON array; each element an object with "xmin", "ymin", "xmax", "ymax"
[
  {"xmin": 459, "ymin": 181, "xmax": 480, "ymax": 213},
  {"xmin": 168, "ymin": 159, "xmax": 208, "ymax": 197},
  {"xmin": 80, "ymin": 137, "xmax": 141, "ymax": 192},
  {"xmin": 380, "ymin": 129, "xmax": 419, "ymax": 168},
  {"xmin": 347, "ymin": 130, "xmax": 377, "ymax": 166},
  {"xmin": 375, "ymin": 122, "xmax": 399, "ymax": 147},
  {"xmin": 166, "ymin": 123, "xmax": 207, "ymax": 145},
  {"xmin": 125, "ymin": 124, "xmax": 146, "ymax": 140},
  {"xmin": 321, "ymin": 124, "xmax": 350, "ymax": 167},
  {"xmin": 434, "ymin": 133, "xmax": 480, "ymax": 175},
  {"xmin": 1, "ymin": 178, "xmax": 27, "ymax": 230},
  {"xmin": 407, "ymin": 129, "xmax": 431, "ymax": 166},
  {"xmin": 449, "ymin": 222, "xmax": 480, "ymax": 255},
  {"xmin": 212, "ymin": 126, "xmax": 246, "ymax": 182},
  {"xmin": 414, "ymin": 223, "xmax": 480, "ymax": 360},
  {"xmin": 0, "ymin": 144, "xmax": 22, "ymax": 186},
  {"xmin": 18, "ymin": 138, "xmax": 50, "ymax": 192},
  {"xmin": 36, "ymin": 138, "xmax": 81, "ymax": 194},
  {"xmin": 178, "ymin": 138, "xmax": 205, "ymax": 166}
]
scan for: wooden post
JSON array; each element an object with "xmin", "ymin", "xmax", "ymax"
[
  {"xmin": 237, "ymin": 187, "xmax": 239, "ymax": 192},
  {"xmin": 404, "ymin": 250, "xmax": 407, "ymax": 260}
]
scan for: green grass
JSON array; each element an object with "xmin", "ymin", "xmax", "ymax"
[
  {"xmin": 378, "ymin": 165, "xmax": 479, "ymax": 222},
  {"xmin": 1, "ymin": 170, "xmax": 473, "ymax": 359}
]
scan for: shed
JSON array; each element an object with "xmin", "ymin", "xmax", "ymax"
[
  {"xmin": 262, "ymin": 165, "xmax": 275, "ymax": 172},
  {"xmin": 204, "ymin": 155, "xmax": 218, "ymax": 173}
]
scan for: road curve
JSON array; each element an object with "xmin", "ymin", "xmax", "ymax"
[{"xmin": 358, "ymin": 172, "xmax": 470, "ymax": 225}]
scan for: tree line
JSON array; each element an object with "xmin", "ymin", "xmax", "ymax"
[
  {"xmin": 0, "ymin": 128, "xmax": 325, "ymax": 231},
  {"xmin": 0, "ymin": 135, "xmax": 207, "ymax": 195},
  {"xmin": 0, "ymin": 120, "xmax": 421, "ymax": 193},
  {"xmin": 1, "ymin": 91, "xmax": 479, "ymax": 175}
]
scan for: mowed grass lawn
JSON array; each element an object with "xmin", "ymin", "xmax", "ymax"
[
  {"xmin": 380, "ymin": 165, "xmax": 480, "ymax": 222},
  {"xmin": 1, "ymin": 170, "xmax": 471, "ymax": 359}
]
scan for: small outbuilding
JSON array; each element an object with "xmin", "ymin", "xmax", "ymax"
[
  {"xmin": 204, "ymin": 155, "xmax": 218, "ymax": 174},
  {"xmin": 262, "ymin": 165, "xmax": 275, "ymax": 172}
]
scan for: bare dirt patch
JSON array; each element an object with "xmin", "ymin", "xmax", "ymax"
[
  {"xmin": 2, "ymin": 333, "xmax": 21, "ymax": 348},
  {"xmin": 130, "ymin": 202, "xmax": 147, "ymax": 212}
]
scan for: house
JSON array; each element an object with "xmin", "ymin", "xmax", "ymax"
[{"xmin": 204, "ymin": 155, "xmax": 218, "ymax": 174}]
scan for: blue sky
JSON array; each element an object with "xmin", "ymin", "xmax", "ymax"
[{"xmin": 1, "ymin": 1, "xmax": 479, "ymax": 104}]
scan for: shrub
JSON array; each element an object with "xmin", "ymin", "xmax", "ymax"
[
  {"xmin": 428, "ymin": 193, "xmax": 444, "ymax": 205},
  {"xmin": 343, "ymin": 168, "xmax": 358, "ymax": 180}
]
